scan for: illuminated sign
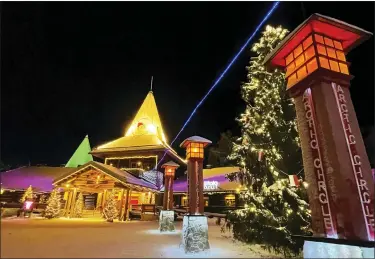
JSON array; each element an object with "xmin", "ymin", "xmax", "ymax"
[
  {"xmin": 303, "ymin": 89, "xmax": 337, "ymax": 237},
  {"xmin": 204, "ymin": 181, "xmax": 218, "ymax": 190},
  {"xmin": 25, "ymin": 201, "xmax": 33, "ymax": 210},
  {"xmin": 332, "ymin": 83, "xmax": 375, "ymax": 241}
]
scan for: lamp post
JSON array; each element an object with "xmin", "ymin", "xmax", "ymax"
[
  {"xmin": 159, "ymin": 161, "xmax": 179, "ymax": 232},
  {"xmin": 179, "ymin": 136, "xmax": 211, "ymax": 254},
  {"xmin": 264, "ymin": 13, "xmax": 374, "ymax": 257}
]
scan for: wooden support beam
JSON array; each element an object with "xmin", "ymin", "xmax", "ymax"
[
  {"xmin": 69, "ymin": 188, "xmax": 78, "ymax": 217},
  {"xmin": 65, "ymin": 191, "xmax": 73, "ymax": 217},
  {"xmin": 123, "ymin": 189, "xmax": 131, "ymax": 221},
  {"xmin": 118, "ymin": 189, "xmax": 125, "ymax": 221}
]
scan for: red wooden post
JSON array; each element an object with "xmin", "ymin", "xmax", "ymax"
[
  {"xmin": 264, "ymin": 14, "xmax": 374, "ymax": 241},
  {"xmin": 161, "ymin": 161, "xmax": 179, "ymax": 211},
  {"xmin": 180, "ymin": 136, "xmax": 211, "ymax": 215}
]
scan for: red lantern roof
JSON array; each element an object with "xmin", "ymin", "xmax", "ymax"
[{"xmin": 264, "ymin": 13, "xmax": 372, "ymax": 68}]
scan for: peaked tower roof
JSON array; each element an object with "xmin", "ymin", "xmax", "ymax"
[
  {"xmin": 92, "ymin": 91, "xmax": 185, "ymax": 164},
  {"xmin": 65, "ymin": 135, "xmax": 93, "ymax": 168},
  {"xmin": 125, "ymin": 91, "xmax": 167, "ymax": 143}
]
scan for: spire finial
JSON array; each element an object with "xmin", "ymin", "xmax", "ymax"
[{"xmin": 150, "ymin": 76, "xmax": 154, "ymax": 92}]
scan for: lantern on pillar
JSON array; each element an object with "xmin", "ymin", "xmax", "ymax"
[
  {"xmin": 264, "ymin": 13, "xmax": 374, "ymax": 256},
  {"xmin": 159, "ymin": 161, "xmax": 179, "ymax": 233},
  {"xmin": 161, "ymin": 161, "xmax": 179, "ymax": 210},
  {"xmin": 180, "ymin": 136, "xmax": 211, "ymax": 215},
  {"xmin": 179, "ymin": 136, "xmax": 211, "ymax": 254}
]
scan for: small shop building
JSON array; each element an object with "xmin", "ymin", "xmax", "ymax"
[{"xmin": 163, "ymin": 167, "xmax": 245, "ymax": 213}]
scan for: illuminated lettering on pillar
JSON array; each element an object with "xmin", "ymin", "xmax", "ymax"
[
  {"xmin": 332, "ymin": 83, "xmax": 375, "ymax": 241},
  {"xmin": 303, "ymin": 88, "xmax": 337, "ymax": 237}
]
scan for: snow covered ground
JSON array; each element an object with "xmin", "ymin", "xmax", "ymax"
[{"xmin": 1, "ymin": 217, "xmax": 279, "ymax": 258}]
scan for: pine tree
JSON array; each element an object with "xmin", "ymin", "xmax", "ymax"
[
  {"xmin": 73, "ymin": 193, "xmax": 84, "ymax": 218},
  {"xmin": 207, "ymin": 131, "xmax": 233, "ymax": 167},
  {"xmin": 226, "ymin": 25, "xmax": 311, "ymax": 256},
  {"xmin": 20, "ymin": 185, "xmax": 33, "ymax": 203},
  {"xmin": 103, "ymin": 191, "xmax": 118, "ymax": 222},
  {"xmin": 44, "ymin": 188, "xmax": 61, "ymax": 219},
  {"xmin": 39, "ymin": 194, "xmax": 48, "ymax": 204}
]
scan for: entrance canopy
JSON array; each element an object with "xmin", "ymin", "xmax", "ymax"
[{"xmin": 53, "ymin": 161, "xmax": 158, "ymax": 193}]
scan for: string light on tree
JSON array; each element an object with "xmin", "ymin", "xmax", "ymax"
[{"xmin": 226, "ymin": 25, "xmax": 311, "ymax": 257}]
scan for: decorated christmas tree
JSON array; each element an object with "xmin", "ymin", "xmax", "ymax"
[
  {"xmin": 44, "ymin": 188, "xmax": 61, "ymax": 219},
  {"xmin": 73, "ymin": 193, "xmax": 84, "ymax": 218},
  {"xmin": 20, "ymin": 185, "xmax": 33, "ymax": 203},
  {"xmin": 226, "ymin": 25, "xmax": 311, "ymax": 256},
  {"xmin": 39, "ymin": 194, "xmax": 48, "ymax": 204},
  {"xmin": 103, "ymin": 191, "xmax": 118, "ymax": 222}
]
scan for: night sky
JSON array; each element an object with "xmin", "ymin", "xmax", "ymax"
[{"xmin": 1, "ymin": 2, "xmax": 374, "ymax": 167}]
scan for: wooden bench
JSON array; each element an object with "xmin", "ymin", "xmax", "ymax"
[
  {"xmin": 141, "ymin": 204, "xmax": 157, "ymax": 221},
  {"xmin": 129, "ymin": 204, "xmax": 142, "ymax": 220}
]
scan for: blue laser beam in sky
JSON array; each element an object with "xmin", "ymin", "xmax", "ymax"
[{"xmin": 157, "ymin": 1, "xmax": 280, "ymax": 167}]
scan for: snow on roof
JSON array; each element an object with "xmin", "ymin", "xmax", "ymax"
[
  {"xmin": 53, "ymin": 161, "xmax": 158, "ymax": 190},
  {"xmin": 180, "ymin": 136, "xmax": 212, "ymax": 148},
  {"xmin": 0, "ymin": 166, "xmax": 73, "ymax": 192}
]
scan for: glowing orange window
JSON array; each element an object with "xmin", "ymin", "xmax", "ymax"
[
  {"xmin": 314, "ymin": 34, "xmax": 324, "ymax": 44},
  {"xmin": 327, "ymin": 47, "xmax": 337, "ymax": 59},
  {"xmin": 297, "ymin": 66, "xmax": 307, "ymax": 79},
  {"xmin": 287, "ymin": 73, "xmax": 297, "ymax": 87},
  {"xmin": 294, "ymin": 45, "xmax": 303, "ymax": 58},
  {"xmin": 329, "ymin": 60, "xmax": 340, "ymax": 72},
  {"xmin": 339, "ymin": 63, "xmax": 349, "ymax": 75},
  {"xmin": 295, "ymin": 54, "xmax": 305, "ymax": 69},
  {"xmin": 304, "ymin": 45, "xmax": 315, "ymax": 61},
  {"xmin": 319, "ymin": 57, "xmax": 330, "ymax": 69},
  {"xmin": 286, "ymin": 62, "xmax": 295, "ymax": 77},
  {"xmin": 317, "ymin": 45, "xmax": 327, "ymax": 56},
  {"xmin": 324, "ymin": 37, "xmax": 334, "ymax": 47},
  {"xmin": 303, "ymin": 36, "xmax": 313, "ymax": 50},
  {"xmin": 286, "ymin": 53, "xmax": 294, "ymax": 65},
  {"xmin": 306, "ymin": 58, "xmax": 318, "ymax": 73},
  {"xmin": 336, "ymin": 51, "xmax": 346, "ymax": 61},
  {"xmin": 334, "ymin": 40, "xmax": 343, "ymax": 50}
]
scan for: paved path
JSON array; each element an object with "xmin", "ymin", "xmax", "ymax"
[{"xmin": 1, "ymin": 217, "xmax": 278, "ymax": 258}]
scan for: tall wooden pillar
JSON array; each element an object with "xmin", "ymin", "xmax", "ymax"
[
  {"xmin": 263, "ymin": 14, "xmax": 374, "ymax": 241},
  {"xmin": 180, "ymin": 136, "xmax": 211, "ymax": 216},
  {"xmin": 197, "ymin": 161, "xmax": 204, "ymax": 214},
  {"xmin": 65, "ymin": 190, "xmax": 73, "ymax": 216},
  {"xmin": 69, "ymin": 188, "xmax": 78, "ymax": 217},
  {"xmin": 118, "ymin": 189, "xmax": 125, "ymax": 221},
  {"xmin": 123, "ymin": 189, "xmax": 131, "ymax": 221}
]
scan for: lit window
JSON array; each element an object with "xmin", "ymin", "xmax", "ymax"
[
  {"xmin": 314, "ymin": 34, "xmax": 324, "ymax": 44},
  {"xmin": 286, "ymin": 62, "xmax": 295, "ymax": 77},
  {"xmin": 326, "ymin": 47, "xmax": 336, "ymax": 59},
  {"xmin": 303, "ymin": 36, "xmax": 313, "ymax": 50},
  {"xmin": 329, "ymin": 60, "xmax": 340, "ymax": 72},
  {"xmin": 294, "ymin": 44, "xmax": 303, "ymax": 58},
  {"xmin": 286, "ymin": 52, "xmax": 294, "ymax": 65},
  {"xmin": 304, "ymin": 45, "xmax": 315, "ymax": 61},
  {"xmin": 319, "ymin": 57, "xmax": 330, "ymax": 69},
  {"xmin": 324, "ymin": 37, "xmax": 334, "ymax": 47},
  {"xmin": 295, "ymin": 54, "xmax": 305, "ymax": 68},
  {"xmin": 225, "ymin": 194, "xmax": 236, "ymax": 207},
  {"xmin": 334, "ymin": 40, "xmax": 343, "ymax": 50},
  {"xmin": 306, "ymin": 58, "xmax": 318, "ymax": 73},
  {"xmin": 297, "ymin": 66, "xmax": 307, "ymax": 80},
  {"xmin": 336, "ymin": 51, "xmax": 346, "ymax": 61},
  {"xmin": 287, "ymin": 73, "xmax": 297, "ymax": 88},
  {"xmin": 339, "ymin": 63, "xmax": 349, "ymax": 75},
  {"xmin": 317, "ymin": 44, "xmax": 327, "ymax": 56}
]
